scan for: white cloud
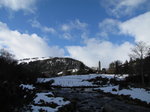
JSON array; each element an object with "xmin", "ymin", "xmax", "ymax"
[
  {"xmin": 60, "ymin": 19, "xmax": 88, "ymax": 39},
  {"xmin": 67, "ymin": 38, "xmax": 133, "ymax": 68},
  {"xmin": 0, "ymin": 21, "xmax": 64, "ymax": 59},
  {"xmin": 98, "ymin": 18, "xmax": 121, "ymax": 38},
  {"xmin": 0, "ymin": 0, "xmax": 37, "ymax": 12},
  {"xmin": 61, "ymin": 24, "xmax": 71, "ymax": 32},
  {"xmin": 31, "ymin": 19, "xmax": 88, "ymax": 40},
  {"xmin": 61, "ymin": 19, "xmax": 88, "ymax": 31},
  {"xmin": 101, "ymin": 0, "xmax": 148, "ymax": 17},
  {"xmin": 120, "ymin": 11, "xmax": 150, "ymax": 44},
  {"xmin": 62, "ymin": 33, "xmax": 72, "ymax": 40},
  {"xmin": 73, "ymin": 19, "xmax": 88, "ymax": 31},
  {"xmin": 30, "ymin": 19, "xmax": 56, "ymax": 34},
  {"xmin": 97, "ymin": 11, "xmax": 150, "ymax": 45}
]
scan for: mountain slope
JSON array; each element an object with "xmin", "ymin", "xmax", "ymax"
[{"xmin": 20, "ymin": 57, "xmax": 93, "ymax": 77}]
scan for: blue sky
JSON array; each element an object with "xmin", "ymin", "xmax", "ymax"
[{"xmin": 0, "ymin": 0, "xmax": 150, "ymax": 68}]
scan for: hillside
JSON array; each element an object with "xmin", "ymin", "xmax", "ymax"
[{"xmin": 20, "ymin": 57, "xmax": 93, "ymax": 77}]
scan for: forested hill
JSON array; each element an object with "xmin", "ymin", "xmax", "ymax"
[{"xmin": 20, "ymin": 57, "xmax": 93, "ymax": 77}]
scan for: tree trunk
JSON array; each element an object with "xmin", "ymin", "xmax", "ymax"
[{"xmin": 141, "ymin": 59, "xmax": 145, "ymax": 86}]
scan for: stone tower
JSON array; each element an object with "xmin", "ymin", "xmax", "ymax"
[{"xmin": 98, "ymin": 61, "xmax": 101, "ymax": 73}]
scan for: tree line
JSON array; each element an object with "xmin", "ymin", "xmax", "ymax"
[{"xmin": 106, "ymin": 41, "xmax": 150, "ymax": 86}]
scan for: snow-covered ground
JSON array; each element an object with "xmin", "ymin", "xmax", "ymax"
[
  {"xmin": 96, "ymin": 85, "xmax": 150, "ymax": 103},
  {"xmin": 31, "ymin": 92, "xmax": 70, "ymax": 112},
  {"xmin": 38, "ymin": 74, "xmax": 128, "ymax": 87},
  {"xmin": 38, "ymin": 74, "xmax": 150, "ymax": 104},
  {"xmin": 38, "ymin": 74, "xmax": 101, "ymax": 87}
]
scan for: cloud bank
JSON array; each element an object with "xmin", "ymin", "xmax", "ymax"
[{"xmin": 0, "ymin": 21, "xmax": 64, "ymax": 59}]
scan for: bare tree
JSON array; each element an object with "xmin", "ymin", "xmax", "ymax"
[
  {"xmin": 129, "ymin": 41, "xmax": 150, "ymax": 85},
  {"xmin": 0, "ymin": 49, "xmax": 15, "ymax": 63},
  {"xmin": 129, "ymin": 41, "xmax": 149, "ymax": 59}
]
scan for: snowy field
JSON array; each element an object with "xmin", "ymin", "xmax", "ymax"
[
  {"xmin": 38, "ymin": 74, "xmax": 128, "ymax": 87},
  {"xmin": 38, "ymin": 74, "xmax": 150, "ymax": 104},
  {"xmin": 38, "ymin": 74, "xmax": 101, "ymax": 87}
]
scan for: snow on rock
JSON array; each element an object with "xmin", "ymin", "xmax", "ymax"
[
  {"xmin": 97, "ymin": 85, "xmax": 119, "ymax": 94},
  {"xmin": 57, "ymin": 71, "xmax": 63, "ymax": 75},
  {"xmin": 20, "ymin": 84, "xmax": 35, "ymax": 90},
  {"xmin": 72, "ymin": 68, "xmax": 79, "ymax": 73},
  {"xmin": 31, "ymin": 92, "xmax": 70, "ymax": 112},
  {"xmin": 34, "ymin": 92, "xmax": 54, "ymax": 104},
  {"xmin": 31, "ymin": 106, "xmax": 57, "ymax": 112},
  {"xmin": 57, "ymin": 69, "xmax": 79, "ymax": 75},
  {"xmin": 96, "ymin": 85, "xmax": 150, "ymax": 103},
  {"xmin": 116, "ymin": 74, "xmax": 129, "ymax": 81}
]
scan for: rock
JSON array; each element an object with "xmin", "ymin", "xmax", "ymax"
[
  {"xmin": 102, "ymin": 104, "xmax": 116, "ymax": 112},
  {"xmin": 112, "ymin": 88, "xmax": 117, "ymax": 92}
]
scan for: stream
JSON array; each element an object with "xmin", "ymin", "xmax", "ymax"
[{"xmin": 52, "ymin": 88, "xmax": 150, "ymax": 112}]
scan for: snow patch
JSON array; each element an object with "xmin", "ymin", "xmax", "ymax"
[
  {"xmin": 96, "ymin": 85, "xmax": 150, "ymax": 103},
  {"xmin": 57, "ymin": 71, "xmax": 63, "ymax": 75},
  {"xmin": 18, "ymin": 57, "xmax": 52, "ymax": 64},
  {"xmin": 31, "ymin": 92, "xmax": 70, "ymax": 112},
  {"xmin": 20, "ymin": 84, "xmax": 35, "ymax": 90},
  {"xmin": 72, "ymin": 69, "xmax": 78, "ymax": 73}
]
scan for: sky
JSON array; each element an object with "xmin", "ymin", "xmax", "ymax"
[{"xmin": 0, "ymin": 0, "xmax": 150, "ymax": 68}]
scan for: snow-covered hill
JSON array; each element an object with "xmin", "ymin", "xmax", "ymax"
[{"xmin": 19, "ymin": 57, "xmax": 93, "ymax": 77}]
